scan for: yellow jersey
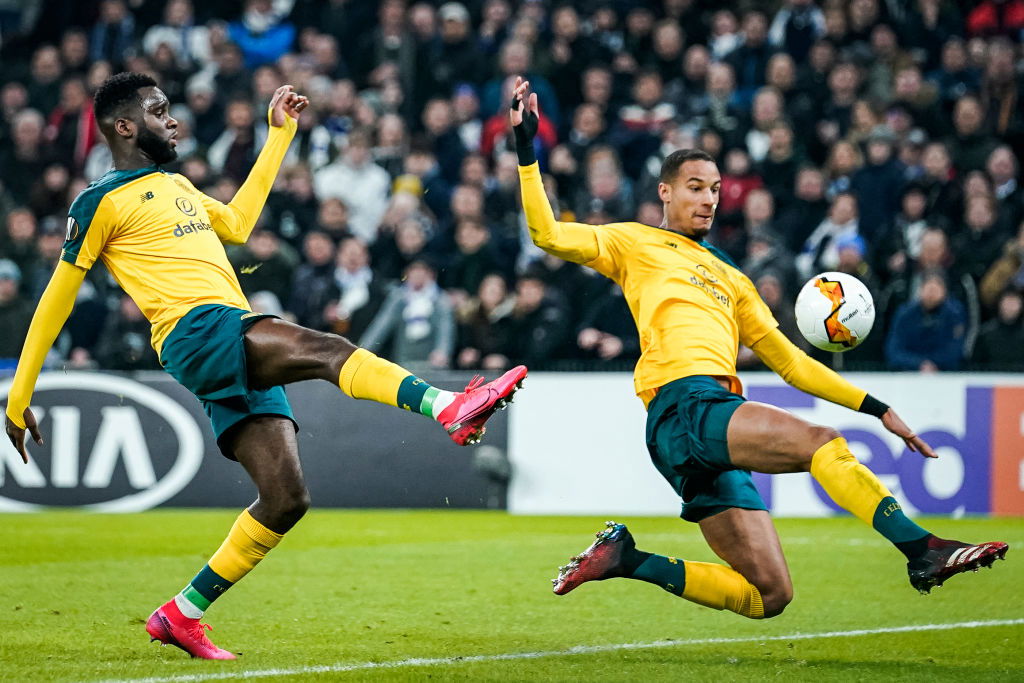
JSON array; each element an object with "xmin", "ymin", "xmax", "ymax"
[
  {"xmin": 61, "ymin": 120, "xmax": 295, "ymax": 357},
  {"xmin": 517, "ymin": 163, "xmax": 777, "ymax": 404}
]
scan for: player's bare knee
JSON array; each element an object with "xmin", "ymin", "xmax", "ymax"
[
  {"xmin": 760, "ymin": 583, "xmax": 794, "ymax": 618},
  {"xmin": 260, "ymin": 485, "xmax": 310, "ymax": 531}
]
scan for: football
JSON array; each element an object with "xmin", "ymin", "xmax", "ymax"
[{"xmin": 794, "ymin": 272, "xmax": 875, "ymax": 352}]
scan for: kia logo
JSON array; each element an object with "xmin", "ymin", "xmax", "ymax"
[{"xmin": 0, "ymin": 373, "xmax": 203, "ymax": 512}]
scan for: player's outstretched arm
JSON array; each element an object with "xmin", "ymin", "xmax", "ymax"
[
  {"xmin": 751, "ymin": 328, "xmax": 937, "ymax": 458},
  {"xmin": 204, "ymin": 85, "xmax": 309, "ymax": 244},
  {"xmin": 510, "ymin": 77, "xmax": 600, "ymax": 265},
  {"xmin": 4, "ymin": 261, "xmax": 87, "ymax": 463}
]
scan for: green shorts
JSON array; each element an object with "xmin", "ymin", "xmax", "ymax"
[
  {"xmin": 160, "ymin": 304, "xmax": 297, "ymax": 458},
  {"xmin": 645, "ymin": 376, "xmax": 767, "ymax": 522}
]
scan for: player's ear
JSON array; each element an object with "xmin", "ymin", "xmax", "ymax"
[
  {"xmin": 658, "ymin": 182, "xmax": 671, "ymax": 203},
  {"xmin": 113, "ymin": 116, "xmax": 135, "ymax": 139}
]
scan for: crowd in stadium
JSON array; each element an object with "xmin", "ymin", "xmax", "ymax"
[{"xmin": 0, "ymin": 0, "xmax": 1022, "ymax": 373}]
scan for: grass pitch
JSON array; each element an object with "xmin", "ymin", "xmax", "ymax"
[{"xmin": 1, "ymin": 511, "xmax": 1021, "ymax": 682}]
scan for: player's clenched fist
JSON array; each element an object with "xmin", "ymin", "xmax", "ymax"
[{"xmin": 269, "ymin": 85, "xmax": 309, "ymax": 127}]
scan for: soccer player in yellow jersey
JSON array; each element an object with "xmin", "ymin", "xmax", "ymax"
[
  {"xmin": 510, "ymin": 77, "xmax": 1007, "ymax": 619},
  {"xmin": 3, "ymin": 72, "xmax": 527, "ymax": 659}
]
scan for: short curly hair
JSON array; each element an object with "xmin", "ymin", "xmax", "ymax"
[{"xmin": 94, "ymin": 72, "xmax": 157, "ymax": 123}]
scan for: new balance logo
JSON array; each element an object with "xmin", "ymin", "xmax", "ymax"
[
  {"xmin": 140, "ymin": 191, "xmax": 155, "ymax": 203},
  {"xmin": 665, "ymin": 241, "xmax": 678, "ymax": 249}
]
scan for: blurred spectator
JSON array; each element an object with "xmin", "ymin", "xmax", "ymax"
[
  {"xmin": 743, "ymin": 229, "xmax": 798, "ymax": 299},
  {"xmin": 287, "ymin": 230, "xmax": 336, "ymax": 328},
  {"xmin": 726, "ymin": 10, "xmax": 775, "ymax": 107},
  {"xmin": 95, "ymin": 294, "xmax": 161, "ymax": 371},
  {"xmin": 824, "ymin": 140, "xmax": 862, "ymax": 199},
  {"xmin": 45, "ymin": 77, "xmax": 97, "ymax": 172},
  {"xmin": 758, "ymin": 121, "xmax": 801, "ymax": 204},
  {"xmin": 918, "ymin": 141, "xmax": 961, "ymax": 225},
  {"xmin": 851, "ymin": 128, "xmax": 905, "ymax": 242},
  {"xmin": 776, "ymin": 165, "xmax": 829, "ymax": 253},
  {"xmin": 28, "ymin": 164, "xmax": 71, "ymax": 222},
  {"xmin": 770, "ymin": 0, "xmax": 823, "ymax": 62},
  {"xmin": 953, "ymin": 195, "xmax": 1007, "ymax": 284},
  {"xmin": 2, "ymin": 208, "xmax": 39, "ymax": 279},
  {"xmin": 211, "ymin": 42, "xmax": 252, "ymax": 104},
  {"xmin": 208, "ymin": 98, "xmax": 265, "ymax": 183},
  {"xmin": 90, "ymin": 0, "xmax": 134, "ymax": 68},
  {"xmin": 455, "ymin": 272, "xmax": 516, "ymax": 371},
  {"xmin": 442, "ymin": 217, "xmax": 503, "ymax": 306},
  {"xmin": 880, "ymin": 182, "xmax": 930, "ymax": 280},
  {"xmin": 980, "ymin": 221, "xmax": 1024, "ymax": 311},
  {"xmin": 981, "ymin": 39, "xmax": 1023, "ymax": 143},
  {"xmin": 314, "ymin": 128, "xmax": 390, "ymax": 243},
  {"xmin": 0, "ymin": 109, "xmax": 52, "ymax": 204},
  {"xmin": 797, "ymin": 192, "xmax": 860, "ymax": 280},
  {"xmin": 718, "ymin": 148, "xmax": 763, "ymax": 221},
  {"xmin": 354, "ymin": 0, "xmax": 416, "ymax": 95},
  {"xmin": 929, "ymin": 38, "xmax": 981, "ymax": 110},
  {"xmin": 421, "ymin": 97, "xmax": 467, "ymax": 185},
  {"xmin": 573, "ymin": 146, "xmax": 635, "ymax": 223},
  {"xmin": 424, "ymin": 3, "xmax": 483, "ymax": 97},
  {"xmin": 973, "ymin": 289, "xmax": 1024, "ymax": 368},
  {"xmin": 886, "ymin": 270, "xmax": 966, "ymax": 372},
  {"xmin": 373, "ymin": 215, "xmax": 429, "ymax": 283},
  {"xmin": 888, "ymin": 67, "xmax": 942, "ymax": 141},
  {"xmin": 322, "ymin": 236, "xmax": 388, "ymax": 340},
  {"xmin": 575, "ymin": 282, "xmax": 640, "ymax": 363},
  {"xmin": 230, "ymin": 229, "xmax": 297, "ymax": 304},
  {"xmin": 0, "ymin": 259, "xmax": 31, "ymax": 360},
  {"xmin": 266, "ymin": 163, "xmax": 320, "ymax": 247},
  {"xmin": 360, "ymin": 258, "xmax": 453, "ymax": 368},
  {"xmin": 480, "ymin": 40, "xmax": 560, "ymax": 128},
  {"xmin": 945, "ymin": 95, "xmax": 999, "ymax": 173},
  {"xmin": 143, "ymin": 0, "xmax": 211, "ymax": 69},
  {"xmin": 988, "ymin": 145, "xmax": 1023, "ymax": 230},
  {"xmin": 505, "ymin": 270, "xmax": 570, "ymax": 367},
  {"xmin": 228, "ymin": 0, "xmax": 296, "ymax": 69}
]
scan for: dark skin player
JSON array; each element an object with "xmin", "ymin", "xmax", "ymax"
[{"xmin": 5, "ymin": 85, "xmax": 378, "ymax": 535}]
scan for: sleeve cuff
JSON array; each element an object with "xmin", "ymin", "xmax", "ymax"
[{"xmin": 858, "ymin": 394, "xmax": 889, "ymax": 417}]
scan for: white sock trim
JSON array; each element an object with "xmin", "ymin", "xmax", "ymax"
[
  {"xmin": 431, "ymin": 390, "xmax": 456, "ymax": 421},
  {"xmin": 174, "ymin": 592, "xmax": 204, "ymax": 619}
]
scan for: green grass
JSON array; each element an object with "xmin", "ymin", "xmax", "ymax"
[{"xmin": 0, "ymin": 511, "xmax": 1021, "ymax": 682}]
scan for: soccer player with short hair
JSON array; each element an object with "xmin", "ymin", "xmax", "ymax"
[
  {"xmin": 510, "ymin": 77, "xmax": 1007, "ymax": 619},
  {"xmin": 3, "ymin": 72, "xmax": 527, "ymax": 659}
]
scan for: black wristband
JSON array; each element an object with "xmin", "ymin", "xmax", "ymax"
[
  {"xmin": 859, "ymin": 394, "xmax": 889, "ymax": 418},
  {"xmin": 510, "ymin": 96, "xmax": 538, "ymax": 166}
]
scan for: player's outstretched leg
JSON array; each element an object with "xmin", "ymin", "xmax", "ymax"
[
  {"xmin": 727, "ymin": 403, "xmax": 1010, "ymax": 593},
  {"xmin": 244, "ymin": 319, "xmax": 527, "ymax": 446},
  {"xmin": 147, "ymin": 417, "xmax": 307, "ymax": 659},
  {"xmin": 552, "ymin": 522, "xmax": 767, "ymax": 619}
]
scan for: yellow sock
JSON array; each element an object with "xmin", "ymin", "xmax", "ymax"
[
  {"xmin": 338, "ymin": 348, "xmax": 408, "ymax": 406},
  {"xmin": 810, "ymin": 437, "xmax": 929, "ymax": 544},
  {"xmin": 207, "ymin": 509, "xmax": 283, "ymax": 582},
  {"xmin": 176, "ymin": 509, "xmax": 283, "ymax": 618},
  {"xmin": 681, "ymin": 562, "xmax": 765, "ymax": 619},
  {"xmin": 338, "ymin": 348, "xmax": 455, "ymax": 418}
]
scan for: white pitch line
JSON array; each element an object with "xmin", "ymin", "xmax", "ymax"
[{"xmin": 92, "ymin": 618, "xmax": 1024, "ymax": 683}]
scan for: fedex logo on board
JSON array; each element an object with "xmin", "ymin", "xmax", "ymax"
[{"xmin": 746, "ymin": 384, "xmax": 1024, "ymax": 517}]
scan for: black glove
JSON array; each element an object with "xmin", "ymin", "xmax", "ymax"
[{"xmin": 511, "ymin": 96, "xmax": 539, "ymax": 165}]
